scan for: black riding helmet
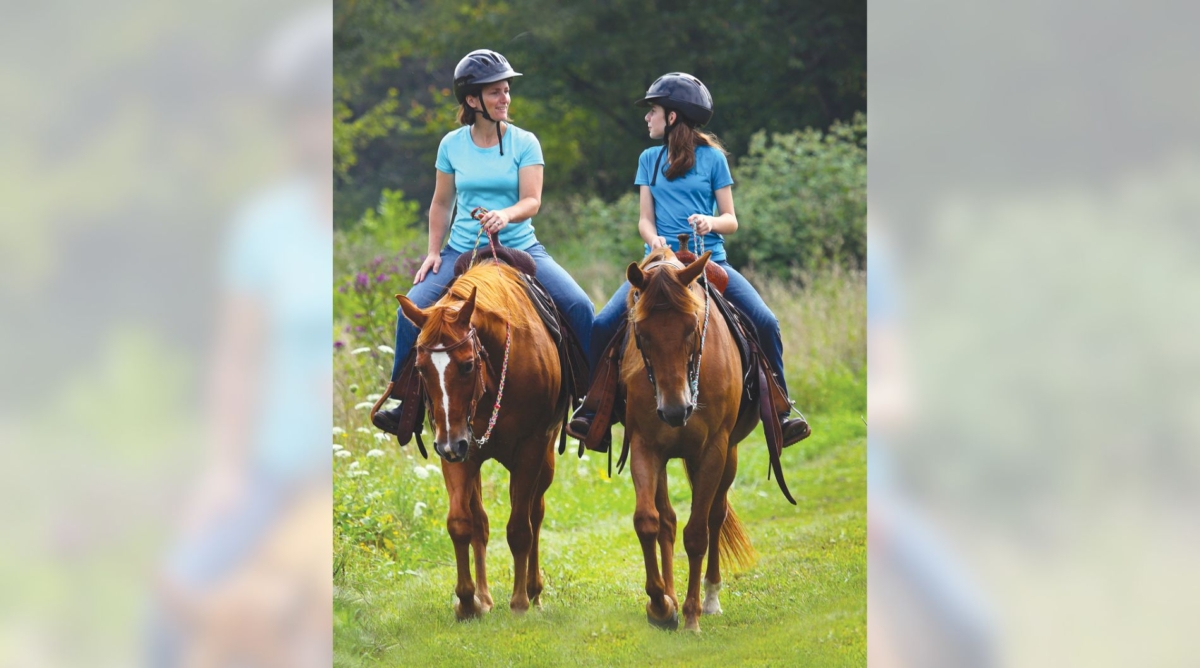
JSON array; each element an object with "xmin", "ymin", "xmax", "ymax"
[
  {"xmin": 454, "ymin": 49, "xmax": 522, "ymax": 155},
  {"xmin": 635, "ymin": 72, "xmax": 714, "ymax": 126},
  {"xmin": 635, "ymin": 72, "xmax": 714, "ymax": 184}
]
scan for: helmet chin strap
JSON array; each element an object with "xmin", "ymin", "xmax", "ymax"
[{"xmin": 475, "ymin": 97, "xmax": 504, "ymax": 156}]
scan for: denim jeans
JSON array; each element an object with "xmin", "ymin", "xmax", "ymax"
[
  {"xmin": 390, "ymin": 243, "xmax": 594, "ymax": 380},
  {"xmin": 589, "ymin": 260, "xmax": 787, "ymax": 394}
]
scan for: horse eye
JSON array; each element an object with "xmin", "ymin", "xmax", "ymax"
[{"xmin": 460, "ymin": 360, "xmax": 475, "ymax": 374}]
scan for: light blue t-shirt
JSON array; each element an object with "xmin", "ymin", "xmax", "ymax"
[
  {"xmin": 437, "ymin": 124, "xmax": 545, "ymax": 252},
  {"xmin": 635, "ymin": 144, "xmax": 734, "ymax": 262}
]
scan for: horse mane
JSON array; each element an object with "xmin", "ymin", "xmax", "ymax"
[
  {"xmin": 416, "ymin": 260, "xmax": 537, "ymax": 346},
  {"xmin": 627, "ymin": 249, "xmax": 703, "ymax": 324}
]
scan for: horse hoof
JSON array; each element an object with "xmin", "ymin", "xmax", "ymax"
[
  {"xmin": 454, "ymin": 595, "xmax": 485, "ymax": 621},
  {"xmin": 478, "ymin": 593, "xmax": 494, "ymax": 613},
  {"xmin": 683, "ymin": 617, "xmax": 701, "ymax": 633},
  {"xmin": 646, "ymin": 598, "xmax": 679, "ymax": 631},
  {"xmin": 510, "ymin": 600, "xmax": 530, "ymax": 616}
]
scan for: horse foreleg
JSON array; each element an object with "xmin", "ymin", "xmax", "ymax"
[
  {"xmin": 469, "ymin": 476, "xmax": 493, "ymax": 613},
  {"xmin": 681, "ymin": 443, "xmax": 727, "ymax": 632},
  {"xmin": 443, "ymin": 461, "xmax": 485, "ymax": 620},
  {"xmin": 631, "ymin": 441, "xmax": 677, "ymax": 629},
  {"xmin": 704, "ymin": 444, "xmax": 739, "ymax": 616},
  {"xmin": 526, "ymin": 443, "xmax": 555, "ymax": 607},
  {"xmin": 655, "ymin": 468, "xmax": 678, "ymax": 607},
  {"xmin": 506, "ymin": 447, "xmax": 545, "ymax": 614}
]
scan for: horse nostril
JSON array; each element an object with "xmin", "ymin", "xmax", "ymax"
[
  {"xmin": 455, "ymin": 439, "xmax": 470, "ymax": 456},
  {"xmin": 684, "ymin": 404, "xmax": 694, "ymax": 419},
  {"xmin": 657, "ymin": 408, "xmax": 667, "ymax": 423}
]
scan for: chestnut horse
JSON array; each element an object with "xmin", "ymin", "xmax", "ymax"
[
  {"xmin": 397, "ymin": 260, "xmax": 563, "ymax": 619},
  {"xmin": 621, "ymin": 247, "xmax": 758, "ymax": 632}
]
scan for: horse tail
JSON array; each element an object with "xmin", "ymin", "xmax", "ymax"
[{"xmin": 719, "ymin": 504, "xmax": 757, "ymax": 572}]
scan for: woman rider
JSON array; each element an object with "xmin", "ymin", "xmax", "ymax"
[
  {"xmin": 570, "ymin": 72, "xmax": 810, "ymax": 447},
  {"xmin": 373, "ymin": 49, "xmax": 594, "ymax": 433}
]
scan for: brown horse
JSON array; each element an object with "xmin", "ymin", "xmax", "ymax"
[
  {"xmin": 397, "ymin": 260, "xmax": 563, "ymax": 619},
  {"xmin": 622, "ymin": 247, "xmax": 758, "ymax": 632}
]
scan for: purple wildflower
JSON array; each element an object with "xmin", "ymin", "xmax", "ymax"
[
  {"xmin": 334, "ymin": 340, "xmax": 345, "ymax": 350},
  {"xmin": 355, "ymin": 272, "xmax": 370, "ymax": 291}
]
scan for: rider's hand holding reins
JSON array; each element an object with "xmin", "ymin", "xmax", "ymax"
[
  {"xmin": 478, "ymin": 207, "xmax": 512, "ymax": 234},
  {"xmin": 687, "ymin": 213, "xmax": 714, "ymax": 235}
]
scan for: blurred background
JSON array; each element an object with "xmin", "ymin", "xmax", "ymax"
[
  {"xmin": 869, "ymin": 0, "xmax": 1200, "ymax": 666},
  {"xmin": 0, "ymin": 1, "xmax": 332, "ymax": 666}
]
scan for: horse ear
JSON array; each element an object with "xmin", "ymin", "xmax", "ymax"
[
  {"xmin": 677, "ymin": 250, "xmax": 712, "ymax": 286},
  {"xmin": 627, "ymin": 262, "xmax": 645, "ymax": 289},
  {"xmin": 455, "ymin": 286, "xmax": 478, "ymax": 324},
  {"xmin": 397, "ymin": 295, "xmax": 427, "ymax": 328}
]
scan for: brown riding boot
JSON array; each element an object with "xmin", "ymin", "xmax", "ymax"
[
  {"xmin": 370, "ymin": 381, "xmax": 404, "ymax": 435},
  {"xmin": 781, "ymin": 414, "xmax": 811, "ymax": 447},
  {"xmin": 566, "ymin": 404, "xmax": 612, "ymax": 453}
]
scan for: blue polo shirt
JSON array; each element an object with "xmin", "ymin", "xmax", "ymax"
[
  {"xmin": 437, "ymin": 124, "xmax": 544, "ymax": 252},
  {"xmin": 635, "ymin": 144, "xmax": 734, "ymax": 262}
]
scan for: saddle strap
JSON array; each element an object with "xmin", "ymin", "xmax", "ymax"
[
  {"xmin": 616, "ymin": 419, "xmax": 633, "ymax": 474},
  {"xmin": 757, "ymin": 359, "xmax": 796, "ymax": 504}
]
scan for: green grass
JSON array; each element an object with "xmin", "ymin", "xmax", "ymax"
[
  {"xmin": 333, "ymin": 409, "xmax": 864, "ymax": 667},
  {"xmin": 332, "ymin": 250, "xmax": 865, "ymax": 665}
]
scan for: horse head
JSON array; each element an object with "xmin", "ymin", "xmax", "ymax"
[
  {"xmin": 398, "ymin": 287, "xmax": 486, "ymax": 462},
  {"xmin": 626, "ymin": 248, "xmax": 712, "ymax": 428}
]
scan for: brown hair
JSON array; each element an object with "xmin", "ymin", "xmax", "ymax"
[
  {"xmin": 664, "ymin": 119, "xmax": 727, "ymax": 180},
  {"xmin": 457, "ymin": 96, "xmax": 479, "ymax": 126}
]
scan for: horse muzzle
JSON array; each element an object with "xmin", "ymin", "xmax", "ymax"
[
  {"xmin": 434, "ymin": 436, "xmax": 471, "ymax": 462},
  {"xmin": 656, "ymin": 403, "xmax": 694, "ymax": 428}
]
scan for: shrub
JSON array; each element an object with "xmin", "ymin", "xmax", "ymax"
[{"xmin": 727, "ymin": 113, "xmax": 866, "ymax": 281}]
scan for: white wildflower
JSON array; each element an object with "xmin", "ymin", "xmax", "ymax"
[
  {"xmin": 412, "ymin": 466, "xmax": 430, "ymax": 480},
  {"xmin": 332, "ymin": 427, "xmax": 345, "ymax": 435},
  {"xmin": 350, "ymin": 347, "xmax": 372, "ymax": 355},
  {"xmin": 333, "ymin": 443, "xmax": 343, "ymax": 452},
  {"xmin": 381, "ymin": 399, "xmax": 400, "ymax": 410},
  {"xmin": 577, "ymin": 466, "xmax": 589, "ymax": 478},
  {"xmin": 377, "ymin": 345, "xmax": 395, "ymax": 355},
  {"xmin": 349, "ymin": 469, "xmax": 370, "ymax": 477},
  {"xmin": 424, "ymin": 464, "xmax": 440, "ymax": 475},
  {"xmin": 366, "ymin": 449, "xmax": 385, "ymax": 458},
  {"xmin": 373, "ymin": 432, "xmax": 389, "ymax": 442},
  {"xmin": 354, "ymin": 402, "xmax": 373, "ymax": 410},
  {"xmin": 579, "ymin": 454, "xmax": 590, "ymax": 461},
  {"xmin": 356, "ymin": 427, "xmax": 371, "ymax": 434},
  {"xmin": 334, "ymin": 450, "xmax": 351, "ymax": 458},
  {"xmin": 413, "ymin": 501, "xmax": 427, "ymax": 519},
  {"xmin": 348, "ymin": 461, "xmax": 359, "ymax": 469},
  {"xmin": 366, "ymin": 393, "xmax": 383, "ymax": 401}
]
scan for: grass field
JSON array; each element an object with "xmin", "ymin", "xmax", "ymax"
[{"xmin": 333, "ymin": 264, "xmax": 865, "ymax": 666}]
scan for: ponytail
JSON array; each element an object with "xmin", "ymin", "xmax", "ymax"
[{"xmin": 664, "ymin": 122, "xmax": 727, "ymax": 181}]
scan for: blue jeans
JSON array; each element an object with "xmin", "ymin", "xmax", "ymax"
[
  {"xmin": 589, "ymin": 260, "xmax": 788, "ymax": 395},
  {"xmin": 390, "ymin": 243, "xmax": 594, "ymax": 380}
]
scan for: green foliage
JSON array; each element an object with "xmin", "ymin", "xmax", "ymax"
[
  {"xmin": 334, "ymin": 189, "xmax": 426, "ymax": 348},
  {"xmin": 727, "ymin": 114, "xmax": 867, "ymax": 281},
  {"xmin": 333, "ymin": 0, "xmax": 865, "ymax": 222}
]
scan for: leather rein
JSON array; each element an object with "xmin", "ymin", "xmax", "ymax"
[{"xmin": 417, "ymin": 207, "xmax": 513, "ymax": 449}]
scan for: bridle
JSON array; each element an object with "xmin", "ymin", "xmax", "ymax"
[
  {"xmin": 417, "ymin": 207, "xmax": 514, "ymax": 451},
  {"xmin": 630, "ymin": 232, "xmax": 712, "ymax": 406}
]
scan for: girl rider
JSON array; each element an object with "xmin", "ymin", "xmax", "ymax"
[
  {"xmin": 373, "ymin": 49, "xmax": 594, "ymax": 434},
  {"xmin": 570, "ymin": 72, "xmax": 810, "ymax": 447}
]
